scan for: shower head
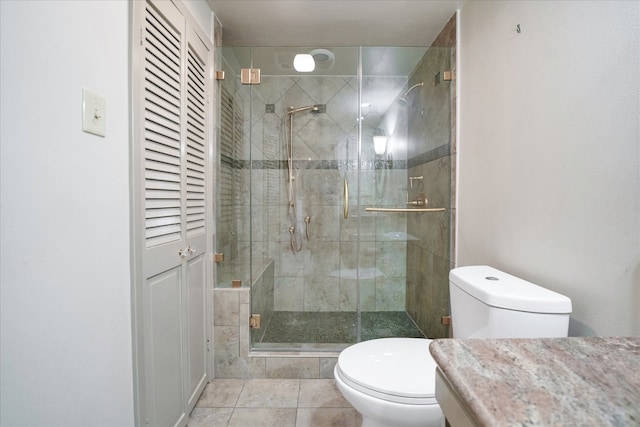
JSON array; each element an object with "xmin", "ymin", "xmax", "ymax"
[{"xmin": 399, "ymin": 82, "xmax": 424, "ymax": 102}]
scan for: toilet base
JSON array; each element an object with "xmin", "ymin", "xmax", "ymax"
[{"xmin": 334, "ymin": 365, "xmax": 442, "ymax": 427}]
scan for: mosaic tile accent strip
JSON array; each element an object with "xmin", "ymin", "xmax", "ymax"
[
  {"xmin": 222, "ymin": 156, "xmax": 408, "ymax": 171},
  {"xmin": 223, "ymin": 148, "xmax": 446, "ymax": 171},
  {"xmin": 407, "ymin": 144, "xmax": 451, "ymax": 169}
]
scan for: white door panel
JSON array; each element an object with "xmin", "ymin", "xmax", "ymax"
[
  {"xmin": 185, "ymin": 248, "xmax": 207, "ymax": 409},
  {"xmin": 147, "ymin": 267, "xmax": 184, "ymax": 427}
]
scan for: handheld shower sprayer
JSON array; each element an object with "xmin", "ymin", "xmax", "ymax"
[{"xmin": 283, "ymin": 103, "xmax": 324, "ymax": 252}]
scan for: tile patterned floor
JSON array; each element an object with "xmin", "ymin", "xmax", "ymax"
[
  {"xmin": 261, "ymin": 311, "xmax": 425, "ymax": 345},
  {"xmin": 188, "ymin": 379, "xmax": 362, "ymax": 427}
]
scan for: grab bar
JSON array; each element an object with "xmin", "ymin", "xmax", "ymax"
[
  {"xmin": 365, "ymin": 207, "xmax": 446, "ymax": 213},
  {"xmin": 343, "ymin": 179, "xmax": 349, "ymax": 219}
]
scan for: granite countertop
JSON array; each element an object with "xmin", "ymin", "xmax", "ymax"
[{"xmin": 429, "ymin": 337, "xmax": 640, "ymax": 426}]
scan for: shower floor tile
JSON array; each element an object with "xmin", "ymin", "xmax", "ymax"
[
  {"xmin": 261, "ymin": 311, "xmax": 424, "ymax": 344},
  {"xmin": 361, "ymin": 311, "xmax": 426, "ymax": 341},
  {"xmin": 262, "ymin": 312, "xmax": 356, "ymax": 344}
]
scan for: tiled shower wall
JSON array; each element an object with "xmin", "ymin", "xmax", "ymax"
[
  {"xmin": 237, "ymin": 71, "xmax": 411, "ymax": 313},
  {"xmin": 405, "ymin": 14, "xmax": 457, "ymax": 339}
]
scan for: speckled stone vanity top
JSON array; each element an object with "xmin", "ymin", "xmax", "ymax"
[{"xmin": 429, "ymin": 337, "xmax": 640, "ymax": 426}]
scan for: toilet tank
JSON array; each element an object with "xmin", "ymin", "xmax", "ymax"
[{"xmin": 450, "ymin": 266, "xmax": 572, "ymax": 339}]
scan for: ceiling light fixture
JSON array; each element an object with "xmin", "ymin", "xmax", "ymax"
[
  {"xmin": 373, "ymin": 129, "xmax": 387, "ymax": 155},
  {"xmin": 293, "ymin": 54, "xmax": 315, "ymax": 72}
]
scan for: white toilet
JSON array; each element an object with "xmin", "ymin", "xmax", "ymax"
[{"xmin": 334, "ymin": 265, "xmax": 572, "ymax": 427}]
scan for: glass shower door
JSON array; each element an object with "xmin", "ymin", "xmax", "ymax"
[
  {"xmin": 244, "ymin": 47, "xmax": 361, "ymax": 350},
  {"xmin": 357, "ymin": 48, "xmax": 428, "ymax": 341},
  {"xmin": 360, "ymin": 46, "xmax": 453, "ymax": 341}
]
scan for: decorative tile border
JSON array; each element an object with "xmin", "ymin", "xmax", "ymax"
[
  {"xmin": 407, "ymin": 144, "xmax": 451, "ymax": 169},
  {"xmin": 221, "ymin": 154, "xmax": 459, "ymax": 171}
]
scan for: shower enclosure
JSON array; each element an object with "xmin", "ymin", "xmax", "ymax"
[{"xmin": 216, "ymin": 46, "xmax": 453, "ymax": 352}]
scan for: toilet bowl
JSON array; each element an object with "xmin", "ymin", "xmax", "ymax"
[
  {"xmin": 333, "ymin": 337, "xmax": 442, "ymax": 427},
  {"xmin": 334, "ymin": 265, "xmax": 573, "ymax": 427}
]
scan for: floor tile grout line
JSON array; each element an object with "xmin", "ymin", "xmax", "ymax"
[
  {"xmin": 226, "ymin": 379, "xmax": 246, "ymax": 426},
  {"xmin": 233, "ymin": 379, "xmax": 246, "ymax": 408},
  {"xmin": 189, "ymin": 378, "xmax": 360, "ymax": 426},
  {"xmin": 294, "ymin": 378, "xmax": 302, "ymax": 425}
]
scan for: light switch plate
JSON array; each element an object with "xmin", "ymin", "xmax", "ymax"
[{"xmin": 82, "ymin": 88, "xmax": 106, "ymax": 137}]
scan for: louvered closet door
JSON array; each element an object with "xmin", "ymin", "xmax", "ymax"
[
  {"xmin": 137, "ymin": 0, "xmax": 210, "ymax": 425},
  {"xmin": 184, "ymin": 25, "xmax": 208, "ymax": 411}
]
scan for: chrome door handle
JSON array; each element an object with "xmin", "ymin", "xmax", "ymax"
[
  {"xmin": 178, "ymin": 246, "xmax": 196, "ymax": 258},
  {"xmin": 343, "ymin": 178, "xmax": 349, "ymax": 219}
]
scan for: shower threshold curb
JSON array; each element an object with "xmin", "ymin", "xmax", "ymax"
[{"xmin": 248, "ymin": 350, "xmax": 342, "ymax": 358}]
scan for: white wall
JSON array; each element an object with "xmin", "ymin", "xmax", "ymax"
[
  {"xmin": 0, "ymin": 1, "xmax": 134, "ymax": 425},
  {"xmin": 458, "ymin": 1, "xmax": 639, "ymax": 336}
]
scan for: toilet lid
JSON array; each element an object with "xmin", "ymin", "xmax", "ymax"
[{"xmin": 337, "ymin": 338, "xmax": 438, "ymax": 405}]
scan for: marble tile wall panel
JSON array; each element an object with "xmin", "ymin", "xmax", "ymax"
[
  {"xmin": 213, "ymin": 287, "xmax": 338, "ymax": 379},
  {"xmin": 404, "ymin": 12, "xmax": 457, "ymax": 339},
  {"xmin": 265, "ymin": 358, "xmax": 319, "ymax": 379}
]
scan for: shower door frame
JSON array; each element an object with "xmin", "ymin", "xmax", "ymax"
[
  {"xmin": 241, "ymin": 46, "xmax": 365, "ymax": 351},
  {"xmin": 217, "ymin": 45, "xmax": 453, "ymax": 352}
]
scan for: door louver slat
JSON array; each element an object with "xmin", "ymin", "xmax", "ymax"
[
  {"xmin": 146, "ymin": 199, "xmax": 180, "ymax": 209},
  {"xmin": 146, "ymin": 179, "xmax": 180, "ymax": 191},
  {"xmin": 146, "ymin": 207, "xmax": 181, "ymax": 218}
]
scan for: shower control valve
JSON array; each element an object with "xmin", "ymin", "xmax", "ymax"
[{"xmin": 407, "ymin": 192, "xmax": 428, "ymax": 208}]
